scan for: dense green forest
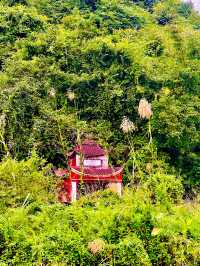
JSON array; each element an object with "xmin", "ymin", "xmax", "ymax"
[{"xmin": 0, "ymin": 0, "xmax": 200, "ymax": 265}]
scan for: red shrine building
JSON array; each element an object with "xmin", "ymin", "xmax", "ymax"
[{"xmin": 55, "ymin": 140, "xmax": 123, "ymax": 203}]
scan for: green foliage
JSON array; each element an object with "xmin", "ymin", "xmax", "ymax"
[
  {"xmin": 0, "ymin": 152, "xmax": 56, "ymax": 209},
  {"xmin": 0, "ymin": 5, "xmax": 47, "ymax": 43},
  {"xmin": 0, "ymin": 189, "xmax": 200, "ymax": 265},
  {"xmin": 112, "ymin": 234, "xmax": 151, "ymax": 265},
  {"xmin": 145, "ymin": 39, "xmax": 164, "ymax": 57},
  {"xmin": 178, "ymin": 152, "xmax": 200, "ymax": 185},
  {"xmin": 148, "ymin": 203, "xmax": 200, "ymax": 265},
  {"xmin": 4, "ymin": 0, "xmax": 28, "ymax": 6},
  {"xmin": 131, "ymin": 0, "xmax": 160, "ymax": 10},
  {"xmin": 178, "ymin": 2, "xmax": 193, "ymax": 18},
  {"xmin": 145, "ymin": 173, "xmax": 183, "ymax": 204},
  {"xmin": 0, "ymin": 0, "xmax": 199, "ymax": 183},
  {"xmin": 0, "ymin": 0, "xmax": 199, "ymax": 263}
]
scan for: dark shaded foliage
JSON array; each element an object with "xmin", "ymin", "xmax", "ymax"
[{"xmin": 0, "ymin": 0, "xmax": 199, "ymax": 184}]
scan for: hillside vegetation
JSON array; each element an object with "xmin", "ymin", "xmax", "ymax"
[{"xmin": 0, "ymin": 0, "xmax": 200, "ymax": 265}]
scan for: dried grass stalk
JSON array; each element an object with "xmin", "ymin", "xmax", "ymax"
[
  {"xmin": 49, "ymin": 88, "xmax": 56, "ymax": 98},
  {"xmin": 0, "ymin": 113, "xmax": 6, "ymax": 128},
  {"xmin": 138, "ymin": 98, "xmax": 153, "ymax": 120},
  {"xmin": 146, "ymin": 162, "xmax": 153, "ymax": 173},
  {"xmin": 151, "ymin": 227, "xmax": 160, "ymax": 236},
  {"xmin": 120, "ymin": 116, "xmax": 136, "ymax": 134},
  {"xmin": 88, "ymin": 239, "xmax": 105, "ymax": 255},
  {"xmin": 67, "ymin": 90, "xmax": 76, "ymax": 101}
]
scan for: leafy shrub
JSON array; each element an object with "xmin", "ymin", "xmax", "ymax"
[
  {"xmin": 5, "ymin": 0, "xmax": 27, "ymax": 6},
  {"xmin": 187, "ymin": 36, "xmax": 200, "ymax": 60},
  {"xmin": 0, "ymin": 190, "xmax": 200, "ymax": 265},
  {"xmin": 113, "ymin": 234, "xmax": 151, "ymax": 265},
  {"xmin": 179, "ymin": 152, "xmax": 200, "ymax": 185},
  {"xmin": 0, "ymin": 5, "xmax": 47, "ymax": 43},
  {"xmin": 132, "ymin": 0, "xmax": 159, "ymax": 10},
  {"xmin": 2, "ymin": 85, "xmax": 40, "ymax": 159},
  {"xmin": 0, "ymin": 153, "xmax": 55, "ymax": 209},
  {"xmin": 178, "ymin": 2, "xmax": 193, "ymax": 18},
  {"xmin": 154, "ymin": 4, "xmax": 175, "ymax": 26},
  {"xmin": 84, "ymin": 0, "xmax": 99, "ymax": 11},
  {"xmin": 156, "ymin": 11, "xmax": 173, "ymax": 25},
  {"xmin": 145, "ymin": 39, "xmax": 164, "ymax": 57},
  {"xmin": 145, "ymin": 173, "xmax": 183, "ymax": 204},
  {"xmin": 148, "ymin": 232, "xmax": 200, "ymax": 265}
]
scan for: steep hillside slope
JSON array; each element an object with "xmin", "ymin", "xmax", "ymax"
[
  {"xmin": 0, "ymin": 1, "xmax": 200, "ymax": 265},
  {"xmin": 0, "ymin": 0, "xmax": 200, "ymax": 181}
]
